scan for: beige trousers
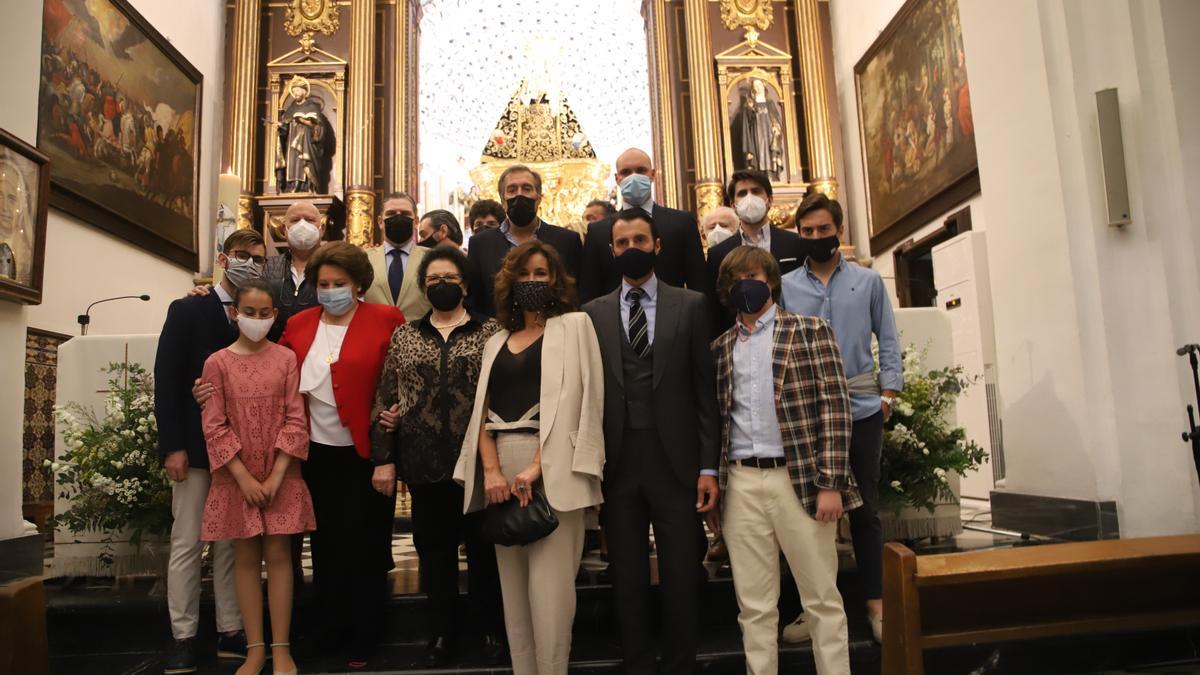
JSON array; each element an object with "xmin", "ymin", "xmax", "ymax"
[
  {"xmin": 493, "ymin": 433, "xmax": 586, "ymax": 675},
  {"xmin": 168, "ymin": 467, "xmax": 240, "ymax": 639},
  {"xmin": 723, "ymin": 464, "xmax": 851, "ymax": 675}
]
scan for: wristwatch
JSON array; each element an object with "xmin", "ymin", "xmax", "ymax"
[{"xmin": 880, "ymin": 395, "xmax": 896, "ymax": 408}]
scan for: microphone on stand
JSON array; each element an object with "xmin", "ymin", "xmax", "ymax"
[{"xmin": 78, "ymin": 295, "xmax": 151, "ymax": 335}]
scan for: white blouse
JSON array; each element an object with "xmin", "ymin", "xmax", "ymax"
[{"xmin": 300, "ymin": 321, "xmax": 354, "ymax": 447}]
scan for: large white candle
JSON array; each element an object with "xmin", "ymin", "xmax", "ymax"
[{"xmin": 214, "ymin": 172, "xmax": 240, "ymax": 282}]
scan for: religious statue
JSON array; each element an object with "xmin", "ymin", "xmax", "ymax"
[
  {"xmin": 739, "ymin": 78, "xmax": 784, "ymax": 180},
  {"xmin": 275, "ymin": 75, "xmax": 333, "ymax": 194}
]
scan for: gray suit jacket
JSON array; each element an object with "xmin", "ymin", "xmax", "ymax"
[{"xmin": 582, "ymin": 280, "xmax": 719, "ymax": 487}]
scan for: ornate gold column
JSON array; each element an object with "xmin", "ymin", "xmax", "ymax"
[
  {"xmin": 344, "ymin": 0, "xmax": 376, "ymax": 245},
  {"xmin": 684, "ymin": 0, "xmax": 725, "ymax": 217},
  {"xmin": 228, "ymin": 0, "xmax": 260, "ymax": 229},
  {"xmin": 644, "ymin": 0, "xmax": 679, "ymax": 210},
  {"xmin": 794, "ymin": 0, "xmax": 838, "ymax": 199},
  {"xmin": 392, "ymin": 0, "xmax": 409, "ymax": 195}
]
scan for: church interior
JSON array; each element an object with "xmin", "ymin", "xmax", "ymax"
[{"xmin": 1, "ymin": 0, "xmax": 1199, "ymax": 673}]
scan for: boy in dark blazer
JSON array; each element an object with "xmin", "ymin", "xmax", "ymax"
[{"xmin": 154, "ymin": 228, "xmax": 266, "ymax": 674}]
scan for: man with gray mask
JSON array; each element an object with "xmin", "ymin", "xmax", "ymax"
[
  {"xmin": 578, "ymin": 147, "xmax": 708, "ymax": 303},
  {"xmin": 156, "ymin": 228, "xmax": 268, "ymax": 673}
]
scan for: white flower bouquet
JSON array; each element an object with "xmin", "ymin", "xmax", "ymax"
[{"xmin": 49, "ymin": 362, "xmax": 172, "ymax": 567}]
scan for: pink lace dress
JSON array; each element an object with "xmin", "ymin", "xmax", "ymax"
[{"xmin": 200, "ymin": 343, "xmax": 316, "ymax": 541}]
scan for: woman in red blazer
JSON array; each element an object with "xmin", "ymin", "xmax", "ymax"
[{"xmin": 279, "ymin": 241, "xmax": 404, "ymax": 668}]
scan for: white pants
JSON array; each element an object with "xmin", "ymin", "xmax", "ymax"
[
  {"xmin": 167, "ymin": 468, "xmax": 241, "ymax": 639},
  {"xmin": 723, "ymin": 464, "xmax": 851, "ymax": 675}
]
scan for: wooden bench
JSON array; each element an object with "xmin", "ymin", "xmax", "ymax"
[{"xmin": 882, "ymin": 534, "xmax": 1200, "ymax": 674}]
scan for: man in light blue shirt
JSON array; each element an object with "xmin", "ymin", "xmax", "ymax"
[{"xmin": 780, "ymin": 192, "xmax": 902, "ymax": 643}]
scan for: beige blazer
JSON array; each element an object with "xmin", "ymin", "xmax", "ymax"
[
  {"xmin": 454, "ymin": 312, "xmax": 605, "ymax": 514},
  {"xmin": 363, "ymin": 244, "xmax": 432, "ymax": 322}
]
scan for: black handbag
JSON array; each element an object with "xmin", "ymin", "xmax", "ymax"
[{"xmin": 481, "ymin": 486, "xmax": 559, "ymax": 546}]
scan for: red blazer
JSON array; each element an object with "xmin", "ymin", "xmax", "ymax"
[{"xmin": 280, "ymin": 302, "xmax": 405, "ymax": 459}]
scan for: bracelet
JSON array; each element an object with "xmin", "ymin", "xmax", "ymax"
[{"xmin": 881, "ymin": 395, "xmax": 896, "ymax": 407}]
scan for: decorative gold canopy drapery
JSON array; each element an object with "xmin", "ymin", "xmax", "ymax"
[{"xmin": 469, "ymin": 81, "xmax": 609, "ymax": 234}]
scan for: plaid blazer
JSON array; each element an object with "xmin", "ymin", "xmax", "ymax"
[{"xmin": 712, "ymin": 307, "xmax": 862, "ymax": 516}]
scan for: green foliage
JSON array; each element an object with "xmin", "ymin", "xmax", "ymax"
[
  {"xmin": 48, "ymin": 362, "xmax": 172, "ymax": 566},
  {"xmin": 878, "ymin": 345, "xmax": 988, "ymax": 513}
]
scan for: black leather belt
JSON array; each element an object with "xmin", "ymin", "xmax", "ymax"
[{"xmin": 733, "ymin": 457, "xmax": 787, "ymax": 469}]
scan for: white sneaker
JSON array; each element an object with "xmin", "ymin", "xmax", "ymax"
[
  {"xmin": 870, "ymin": 613, "xmax": 883, "ymax": 643},
  {"xmin": 781, "ymin": 614, "xmax": 812, "ymax": 643}
]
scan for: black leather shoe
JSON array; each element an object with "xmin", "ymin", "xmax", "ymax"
[
  {"xmin": 423, "ymin": 635, "xmax": 454, "ymax": 667},
  {"xmin": 482, "ymin": 632, "xmax": 508, "ymax": 665},
  {"xmin": 163, "ymin": 638, "xmax": 197, "ymax": 674},
  {"xmin": 216, "ymin": 629, "xmax": 248, "ymax": 659}
]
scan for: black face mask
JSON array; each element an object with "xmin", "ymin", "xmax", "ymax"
[
  {"xmin": 384, "ymin": 214, "xmax": 413, "ymax": 245},
  {"xmin": 729, "ymin": 279, "xmax": 772, "ymax": 314},
  {"xmin": 506, "ymin": 195, "xmax": 538, "ymax": 228},
  {"xmin": 615, "ymin": 246, "xmax": 656, "ymax": 280},
  {"xmin": 426, "ymin": 281, "xmax": 463, "ymax": 311},
  {"xmin": 417, "ymin": 234, "xmax": 438, "ymax": 248},
  {"xmin": 512, "ymin": 280, "xmax": 553, "ymax": 312},
  {"xmin": 802, "ymin": 234, "xmax": 840, "ymax": 263}
]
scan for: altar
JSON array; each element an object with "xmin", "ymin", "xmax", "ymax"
[{"xmin": 51, "ymin": 335, "xmax": 165, "ymax": 578}]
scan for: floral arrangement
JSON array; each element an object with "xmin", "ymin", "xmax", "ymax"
[
  {"xmin": 879, "ymin": 345, "xmax": 988, "ymax": 513},
  {"xmin": 49, "ymin": 361, "xmax": 172, "ymax": 566}
]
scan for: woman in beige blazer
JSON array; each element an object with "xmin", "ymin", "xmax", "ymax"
[{"xmin": 455, "ymin": 240, "xmax": 604, "ymax": 675}]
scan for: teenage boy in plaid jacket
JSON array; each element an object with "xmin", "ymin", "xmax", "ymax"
[{"xmin": 708, "ymin": 245, "xmax": 860, "ymax": 675}]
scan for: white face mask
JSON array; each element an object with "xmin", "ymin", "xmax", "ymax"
[
  {"xmin": 735, "ymin": 194, "xmax": 769, "ymax": 225},
  {"xmin": 286, "ymin": 219, "xmax": 321, "ymax": 250},
  {"xmin": 235, "ymin": 315, "xmax": 274, "ymax": 342}
]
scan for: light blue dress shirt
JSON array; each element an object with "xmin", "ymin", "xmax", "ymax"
[
  {"xmin": 499, "ymin": 219, "xmax": 542, "ymax": 248},
  {"xmin": 619, "ymin": 274, "xmax": 658, "ymax": 345},
  {"xmin": 781, "ymin": 257, "xmax": 903, "ymax": 421},
  {"xmin": 729, "ymin": 304, "xmax": 787, "ymax": 460}
]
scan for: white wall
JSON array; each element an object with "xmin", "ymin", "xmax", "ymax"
[
  {"xmin": 830, "ymin": 0, "xmax": 1200, "ymax": 536},
  {"xmin": 0, "ymin": 0, "xmax": 225, "ymax": 541}
]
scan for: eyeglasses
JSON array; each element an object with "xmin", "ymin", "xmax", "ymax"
[
  {"xmin": 229, "ymin": 250, "xmax": 267, "ymax": 266},
  {"xmin": 424, "ymin": 274, "xmax": 463, "ymax": 285}
]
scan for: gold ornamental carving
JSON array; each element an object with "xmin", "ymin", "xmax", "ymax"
[
  {"xmin": 472, "ymin": 80, "xmax": 608, "ymax": 234},
  {"xmin": 695, "ymin": 182, "xmax": 724, "ymax": 219},
  {"xmin": 720, "ymin": 0, "xmax": 774, "ymax": 44},
  {"xmin": 237, "ymin": 194, "xmax": 255, "ymax": 230},
  {"xmin": 284, "ymin": 0, "xmax": 340, "ymax": 37},
  {"xmin": 345, "ymin": 189, "xmax": 374, "ymax": 246}
]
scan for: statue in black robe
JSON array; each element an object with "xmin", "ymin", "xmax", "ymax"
[
  {"xmin": 739, "ymin": 78, "xmax": 784, "ymax": 181},
  {"xmin": 276, "ymin": 76, "xmax": 333, "ymax": 194}
]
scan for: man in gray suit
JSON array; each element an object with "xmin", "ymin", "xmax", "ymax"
[{"xmin": 582, "ymin": 208, "xmax": 720, "ymax": 674}]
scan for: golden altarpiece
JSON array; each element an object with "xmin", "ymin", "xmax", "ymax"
[{"xmin": 221, "ymin": 0, "xmax": 846, "ymax": 246}]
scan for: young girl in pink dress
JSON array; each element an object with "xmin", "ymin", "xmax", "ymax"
[{"xmin": 201, "ymin": 278, "xmax": 314, "ymax": 675}]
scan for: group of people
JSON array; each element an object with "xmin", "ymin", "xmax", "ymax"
[{"xmin": 154, "ymin": 146, "xmax": 901, "ymax": 675}]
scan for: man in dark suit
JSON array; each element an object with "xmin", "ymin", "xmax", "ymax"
[
  {"xmin": 578, "ymin": 148, "xmax": 708, "ymax": 303},
  {"xmin": 582, "ymin": 208, "xmax": 719, "ymax": 674},
  {"xmin": 155, "ymin": 228, "xmax": 266, "ymax": 674},
  {"xmin": 705, "ymin": 168, "xmax": 805, "ymax": 337},
  {"xmin": 466, "ymin": 164, "xmax": 583, "ymax": 316}
]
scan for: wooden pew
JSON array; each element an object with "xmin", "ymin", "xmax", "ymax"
[{"xmin": 882, "ymin": 534, "xmax": 1200, "ymax": 674}]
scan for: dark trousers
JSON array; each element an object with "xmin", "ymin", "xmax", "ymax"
[
  {"xmin": 303, "ymin": 442, "xmax": 397, "ymax": 657},
  {"xmin": 848, "ymin": 411, "xmax": 885, "ymax": 600},
  {"xmin": 604, "ymin": 429, "xmax": 704, "ymax": 675},
  {"xmin": 408, "ymin": 480, "xmax": 504, "ymax": 641}
]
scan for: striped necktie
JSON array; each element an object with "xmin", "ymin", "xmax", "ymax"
[{"xmin": 626, "ymin": 287, "xmax": 651, "ymax": 358}]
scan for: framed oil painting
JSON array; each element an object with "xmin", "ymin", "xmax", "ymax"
[
  {"xmin": 855, "ymin": 0, "xmax": 979, "ymax": 254},
  {"xmin": 37, "ymin": 0, "xmax": 202, "ymax": 269},
  {"xmin": 0, "ymin": 129, "xmax": 50, "ymax": 305}
]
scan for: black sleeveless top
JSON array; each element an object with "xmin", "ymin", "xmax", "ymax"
[{"xmin": 486, "ymin": 336, "xmax": 543, "ymax": 433}]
